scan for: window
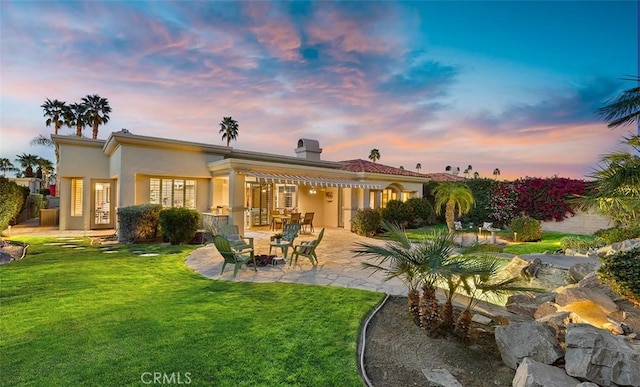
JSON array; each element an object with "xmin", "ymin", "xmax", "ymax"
[
  {"xmin": 71, "ymin": 179, "xmax": 83, "ymax": 216},
  {"xmin": 276, "ymin": 184, "xmax": 296, "ymax": 209},
  {"xmin": 150, "ymin": 178, "xmax": 196, "ymax": 209},
  {"xmin": 381, "ymin": 188, "xmax": 398, "ymax": 208}
]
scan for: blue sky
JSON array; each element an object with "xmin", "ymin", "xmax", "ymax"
[{"xmin": 1, "ymin": 1, "xmax": 638, "ymax": 179}]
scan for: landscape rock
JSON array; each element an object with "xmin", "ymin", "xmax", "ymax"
[
  {"xmin": 421, "ymin": 368, "xmax": 463, "ymax": 387},
  {"xmin": 565, "ymin": 323, "xmax": 640, "ymax": 387},
  {"xmin": 0, "ymin": 250, "xmax": 13, "ymax": 264},
  {"xmin": 495, "ymin": 321, "xmax": 564, "ymax": 370},
  {"xmin": 576, "ymin": 383, "xmax": 600, "ymax": 387},
  {"xmin": 471, "ymin": 313, "xmax": 492, "ymax": 325},
  {"xmin": 555, "ymin": 285, "xmax": 618, "ymax": 314},
  {"xmin": 512, "ymin": 357, "xmax": 580, "ymax": 387},
  {"xmin": 578, "ymin": 273, "xmax": 622, "ymax": 301},
  {"xmin": 506, "ymin": 293, "xmax": 557, "ymax": 318},
  {"xmin": 569, "ymin": 261, "xmax": 601, "ymax": 282},
  {"xmin": 536, "ymin": 311, "xmax": 572, "ymax": 345},
  {"xmin": 534, "ymin": 301, "xmax": 560, "ymax": 320}
]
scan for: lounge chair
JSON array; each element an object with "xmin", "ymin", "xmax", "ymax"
[
  {"xmin": 290, "ymin": 228, "xmax": 324, "ymax": 266},
  {"xmin": 218, "ymin": 224, "xmax": 254, "ymax": 261},
  {"xmin": 213, "ymin": 235, "xmax": 257, "ymax": 277},
  {"xmin": 269, "ymin": 223, "xmax": 301, "ymax": 258}
]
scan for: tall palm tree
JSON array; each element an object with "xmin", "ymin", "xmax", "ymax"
[
  {"xmin": 0, "ymin": 158, "xmax": 18, "ymax": 177},
  {"xmin": 368, "ymin": 149, "xmax": 380, "ymax": 163},
  {"xmin": 596, "ymin": 76, "xmax": 640, "ymax": 132},
  {"xmin": 82, "ymin": 94, "xmax": 111, "ymax": 139},
  {"xmin": 473, "ymin": 171, "xmax": 480, "ymax": 179},
  {"xmin": 219, "ymin": 116, "xmax": 239, "ymax": 147},
  {"xmin": 66, "ymin": 103, "xmax": 88, "ymax": 137},
  {"xmin": 15, "ymin": 153, "xmax": 39, "ymax": 178},
  {"xmin": 41, "ymin": 98, "xmax": 67, "ymax": 135},
  {"xmin": 574, "ymin": 135, "xmax": 640, "ymax": 227},
  {"xmin": 416, "ymin": 163, "xmax": 422, "ymax": 173},
  {"xmin": 493, "ymin": 168, "xmax": 501, "ymax": 180},
  {"xmin": 36, "ymin": 157, "xmax": 55, "ymax": 188},
  {"xmin": 433, "ymin": 183, "xmax": 475, "ymax": 231}
]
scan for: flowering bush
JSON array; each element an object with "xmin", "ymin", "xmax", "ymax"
[
  {"xmin": 514, "ymin": 177, "xmax": 586, "ymax": 221},
  {"xmin": 487, "ymin": 181, "xmax": 520, "ymax": 227}
]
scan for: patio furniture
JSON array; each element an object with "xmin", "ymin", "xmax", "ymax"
[
  {"xmin": 218, "ymin": 224, "xmax": 255, "ymax": 260},
  {"xmin": 289, "ymin": 212, "xmax": 301, "ymax": 224},
  {"xmin": 480, "ymin": 222, "xmax": 501, "ymax": 243},
  {"xmin": 300, "ymin": 212, "xmax": 315, "ymax": 233},
  {"xmin": 290, "ymin": 228, "xmax": 324, "ymax": 266},
  {"xmin": 213, "ymin": 235, "xmax": 257, "ymax": 277},
  {"xmin": 271, "ymin": 214, "xmax": 290, "ymax": 230}
]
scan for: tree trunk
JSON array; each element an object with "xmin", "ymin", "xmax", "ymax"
[
  {"xmin": 454, "ymin": 309, "xmax": 472, "ymax": 343},
  {"xmin": 445, "ymin": 201, "xmax": 456, "ymax": 231},
  {"xmin": 420, "ymin": 283, "xmax": 441, "ymax": 338},
  {"xmin": 92, "ymin": 122, "xmax": 99, "ymax": 139},
  {"xmin": 407, "ymin": 289, "xmax": 421, "ymax": 325},
  {"xmin": 441, "ymin": 301, "xmax": 454, "ymax": 331}
]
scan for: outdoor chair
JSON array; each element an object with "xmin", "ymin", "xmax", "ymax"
[
  {"xmin": 290, "ymin": 228, "xmax": 324, "ymax": 266},
  {"xmin": 300, "ymin": 212, "xmax": 315, "ymax": 233},
  {"xmin": 213, "ymin": 235, "xmax": 257, "ymax": 277},
  {"xmin": 289, "ymin": 212, "xmax": 301, "ymax": 224},
  {"xmin": 269, "ymin": 223, "xmax": 301, "ymax": 258},
  {"xmin": 218, "ymin": 224, "xmax": 254, "ymax": 260},
  {"xmin": 271, "ymin": 215, "xmax": 285, "ymax": 230}
]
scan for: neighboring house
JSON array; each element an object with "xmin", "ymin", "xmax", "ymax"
[{"xmin": 52, "ymin": 130, "xmax": 464, "ymax": 234}]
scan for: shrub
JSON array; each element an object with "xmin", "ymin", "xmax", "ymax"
[
  {"xmin": 28, "ymin": 194, "xmax": 45, "ymax": 218},
  {"xmin": 459, "ymin": 178, "xmax": 497, "ymax": 227},
  {"xmin": 351, "ymin": 208, "xmax": 382, "ymax": 237},
  {"xmin": 159, "ymin": 207, "xmax": 200, "ymax": 245},
  {"xmin": 560, "ymin": 236, "xmax": 607, "ymax": 251},
  {"xmin": 382, "ymin": 200, "xmax": 411, "ymax": 227},
  {"xmin": 514, "ymin": 177, "xmax": 586, "ymax": 222},
  {"xmin": 404, "ymin": 198, "xmax": 433, "ymax": 228},
  {"xmin": 118, "ymin": 204, "xmax": 162, "ymax": 243},
  {"xmin": 40, "ymin": 188, "xmax": 51, "ymax": 196},
  {"xmin": 594, "ymin": 226, "xmax": 640, "ymax": 244},
  {"xmin": 0, "ymin": 177, "xmax": 25, "ymax": 232},
  {"xmin": 599, "ymin": 247, "xmax": 640, "ymax": 304},
  {"xmin": 509, "ymin": 216, "xmax": 542, "ymax": 242}
]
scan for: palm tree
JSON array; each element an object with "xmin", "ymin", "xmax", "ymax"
[
  {"xmin": 399, "ymin": 166, "xmax": 404, "ymax": 170},
  {"xmin": 36, "ymin": 157, "xmax": 55, "ymax": 188},
  {"xmin": 30, "ymin": 134, "xmax": 59, "ymax": 165},
  {"xmin": 41, "ymin": 98, "xmax": 67, "ymax": 135},
  {"xmin": 596, "ymin": 76, "xmax": 640, "ymax": 131},
  {"xmin": 0, "ymin": 158, "xmax": 18, "ymax": 176},
  {"xmin": 66, "ymin": 103, "xmax": 87, "ymax": 137},
  {"xmin": 493, "ymin": 168, "xmax": 501, "ymax": 180},
  {"xmin": 368, "ymin": 149, "xmax": 380, "ymax": 163},
  {"xmin": 219, "ymin": 116, "xmax": 239, "ymax": 147},
  {"xmin": 433, "ymin": 183, "xmax": 475, "ymax": 231},
  {"xmin": 416, "ymin": 163, "xmax": 422, "ymax": 173},
  {"xmin": 82, "ymin": 94, "xmax": 111, "ymax": 139},
  {"xmin": 473, "ymin": 171, "xmax": 480, "ymax": 179},
  {"xmin": 574, "ymin": 135, "xmax": 640, "ymax": 227},
  {"xmin": 15, "ymin": 153, "xmax": 39, "ymax": 177},
  {"xmin": 463, "ymin": 165, "xmax": 473, "ymax": 178}
]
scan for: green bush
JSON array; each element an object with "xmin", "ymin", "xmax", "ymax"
[
  {"xmin": 599, "ymin": 247, "xmax": 640, "ymax": 304},
  {"xmin": 382, "ymin": 200, "xmax": 411, "ymax": 227},
  {"xmin": 509, "ymin": 216, "xmax": 542, "ymax": 242},
  {"xmin": 159, "ymin": 207, "xmax": 200, "ymax": 245},
  {"xmin": 560, "ymin": 236, "xmax": 607, "ymax": 251},
  {"xmin": 351, "ymin": 208, "xmax": 382, "ymax": 237},
  {"xmin": 28, "ymin": 194, "xmax": 45, "ymax": 218},
  {"xmin": 118, "ymin": 204, "xmax": 162, "ymax": 243},
  {"xmin": 594, "ymin": 226, "xmax": 640, "ymax": 244},
  {"xmin": 404, "ymin": 198, "xmax": 433, "ymax": 228},
  {"xmin": 0, "ymin": 177, "xmax": 25, "ymax": 232},
  {"xmin": 459, "ymin": 178, "xmax": 498, "ymax": 227}
]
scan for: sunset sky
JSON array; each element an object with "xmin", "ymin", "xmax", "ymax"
[{"xmin": 1, "ymin": 1, "xmax": 638, "ymax": 180}]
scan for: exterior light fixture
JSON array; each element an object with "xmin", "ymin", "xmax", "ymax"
[{"xmin": 309, "ymin": 189, "xmax": 317, "ymax": 194}]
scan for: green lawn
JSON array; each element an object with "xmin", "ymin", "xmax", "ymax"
[
  {"xmin": 501, "ymin": 232, "xmax": 595, "ymax": 255},
  {"xmin": 1, "ymin": 237, "xmax": 383, "ymax": 386}
]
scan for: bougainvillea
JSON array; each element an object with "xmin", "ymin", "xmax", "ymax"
[
  {"xmin": 488, "ymin": 181, "xmax": 520, "ymax": 227},
  {"xmin": 513, "ymin": 177, "xmax": 586, "ymax": 222}
]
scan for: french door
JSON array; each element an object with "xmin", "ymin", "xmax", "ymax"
[{"xmin": 91, "ymin": 180, "xmax": 114, "ymax": 229}]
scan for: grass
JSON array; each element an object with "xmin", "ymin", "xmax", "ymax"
[
  {"xmin": 501, "ymin": 232, "xmax": 595, "ymax": 255},
  {"xmin": 399, "ymin": 224, "xmax": 449, "ymax": 240},
  {"xmin": 1, "ymin": 237, "xmax": 383, "ymax": 386}
]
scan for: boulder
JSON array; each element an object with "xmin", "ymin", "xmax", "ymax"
[
  {"xmin": 512, "ymin": 357, "xmax": 580, "ymax": 387},
  {"xmin": 568, "ymin": 261, "xmax": 601, "ymax": 282},
  {"xmin": 534, "ymin": 301, "xmax": 560, "ymax": 320},
  {"xmin": 555, "ymin": 286, "xmax": 618, "ymax": 314},
  {"xmin": 576, "ymin": 383, "xmax": 600, "ymax": 387},
  {"xmin": 578, "ymin": 273, "xmax": 622, "ymax": 301},
  {"xmin": 507, "ymin": 293, "xmax": 557, "ymax": 318},
  {"xmin": 0, "ymin": 250, "xmax": 12, "ymax": 264},
  {"xmin": 565, "ymin": 323, "xmax": 640, "ymax": 387},
  {"xmin": 537, "ymin": 311, "xmax": 572, "ymax": 345},
  {"xmin": 421, "ymin": 368, "xmax": 463, "ymax": 387},
  {"xmin": 495, "ymin": 321, "xmax": 564, "ymax": 370}
]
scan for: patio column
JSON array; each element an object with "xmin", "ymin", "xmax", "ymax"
[{"xmin": 227, "ymin": 172, "xmax": 246, "ymax": 234}]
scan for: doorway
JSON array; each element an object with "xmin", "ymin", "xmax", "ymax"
[{"xmin": 91, "ymin": 180, "xmax": 114, "ymax": 229}]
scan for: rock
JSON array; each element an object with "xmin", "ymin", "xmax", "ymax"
[
  {"xmin": 565, "ymin": 323, "xmax": 640, "ymax": 387},
  {"xmin": 537, "ymin": 311, "xmax": 572, "ymax": 345},
  {"xmin": 575, "ymin": 383, "xmax": 600, "ymax": 387},
  {"xmin": 602, "ymin": 322, "xmax": 625, "ymax": 335},
  {"xmin": 568, "ymin": 261, "xmax": 601, "ymax": 282},
  {"xmin": 534, "ymin": 301, "xmax": 560, "ymax": 320},
  {"xmin": 507, "ymin": 293, "xmax": 557, "ymax": 318},
  {"xmin": 512, "ymin": 357, "xmax": 580, "ymax": 387},
  {"xmin": 555, "ymin": 286, "xmax": 618, "ymax": 314},
  {"xmin": 0, "ymin": 250, "xmax": 13, "ymax": 264},
  {"xmin": 471, "ymin": 313, "xmax": 492, "ymax": 325},
  {"xmin": 421, "ymin": 368, "xmax": 463, "ymax": 387},
  {"xmin": 578, "ymin": 273, "xmax": 621, "ymax": 301},
  {"xmin": 495, "ymin": 321, "xmax": 564, "ymax": 370}
]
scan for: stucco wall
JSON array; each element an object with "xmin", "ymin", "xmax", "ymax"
[{"xmin": 541, "ymin": 210, "xmax": 613, "ymax": 235}]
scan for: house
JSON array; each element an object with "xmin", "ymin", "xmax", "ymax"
[{"xmin": 52, "ymin": 130, "xmax": 464, "ymax": 235}]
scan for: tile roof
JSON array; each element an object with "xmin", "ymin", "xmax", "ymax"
[{"xmin": 339, "ymin": 159, "xmax": 466, "ymax": 182}]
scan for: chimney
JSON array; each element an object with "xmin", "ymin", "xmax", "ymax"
[{"xmin": 295, "ymin": 139, "xmax": 322, "ymax": 160}]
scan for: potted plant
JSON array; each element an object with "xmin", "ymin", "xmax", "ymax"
[{"xmin": 272, "ymin": 233, "xmax": 284, "ymax": 244}]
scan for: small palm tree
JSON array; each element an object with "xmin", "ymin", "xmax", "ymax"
[
  {"xmin": 596, "ymin": 76, "xmax": 640, "ymax": 131},
  {"xmin": 433, "ymin": 183, "xmax": 475, "ymax": 231},
  {"xmin": 399, "ymin": 165, "xmax": 404, "ymax": 170},
  {"xmin": 473, "ymin": 171, "xmax": 480, "ymax": 179},
  {"xmin": 493, "ymin": 168, "xmax": 501, "ymax": 180},
  {"xmin": 369, "ymin": 149, "xmax": 380, "ymax": 163},
  {"xmin": 0, "ymin": 158, "xmax": 18, "ymax": 177},
  {"xmin": 41, "ymin": 98, "xmax": 67, "ymax": 135},
  {"xmin": 15, "ymin": 153, "xmax": 39, "ymax": 177},
  {"xmin": 82, "ymin": 94, "xmax": 111, "ymax": 139},
  {"xmin": 66, "ymin": 103, "xmax": 88, "ymax": 137},
  {"xmin": 219, "ymin": 116, "xmax": 239, "ymax": 147},
  {"xmin": 416, "ymin": 163, "xmax": 422, "ymax": 173}
]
